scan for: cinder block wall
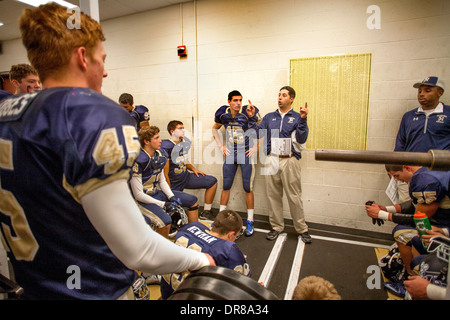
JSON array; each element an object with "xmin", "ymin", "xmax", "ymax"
[{"xmin": 1, "ymin": 0, "xmax": 448, "ymax": 234}]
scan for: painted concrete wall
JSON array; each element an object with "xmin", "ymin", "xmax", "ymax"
[{"xmin": 1, "ymin": 0, "xmax": 448, "ymax": 234}]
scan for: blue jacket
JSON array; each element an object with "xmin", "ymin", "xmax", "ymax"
[
  {"xmin": 395, "ymin": 103, "xmax": 450, "ymax": 152},
  {"xmin": 250, "ymin": 108, "xmax": 309, "ymax": 159}
]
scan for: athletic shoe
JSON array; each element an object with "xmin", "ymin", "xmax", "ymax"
[
  {"xmin": 384, "ymin": 282, "xmax": 406, "ymax": 297},
  {"xmin": 199, "ymin": 210, "xmax": 215, "ymax": 221},
  {"xmin": 266, "ymin": 229, "xmax": 281, "ymax": 241},
  {"xmin": 245, "ymin": 220, "xmax": 254, "ymax": 237},
  {"xmin": 299, "ymin": 232, "xmax": 312, "ymax": 244}
]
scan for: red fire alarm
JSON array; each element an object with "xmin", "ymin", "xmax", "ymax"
[{"xmin": 177, "ymin": 45, "xmax": 187, "ymax": 57}]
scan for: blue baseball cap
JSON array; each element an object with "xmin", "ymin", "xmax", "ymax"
[{"xmin": 413, "ymin": 76, "xmax": 445, "ymax": 91}]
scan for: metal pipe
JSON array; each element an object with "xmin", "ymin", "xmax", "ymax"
[{"xmin": 315, "ymin": 149, "xmax": 450, "ymax": 171}]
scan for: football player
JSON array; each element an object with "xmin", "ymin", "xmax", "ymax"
[
  {"xmin": 384, "ymin": 164, "xmax": 450, "ymax": 275},
  {"xmin": 160, "ymin": 210, "xmax": 251, "ymax": 299},
  {"xmin": 118, "ymin": 92, "xmax": 150, "ymax": 132},
  {"xmin": 212, "ymin": 90, "xmax": 261, "ymax": 236},
  {"xmin": 9, "ymin": 63, "xmax": 41, "ymax": 94},
  {"xmin": 0, "ymin": 3, "xmax": 214, "ymax": 300},
  {"xmin": 161, "ymin": 120, "xmax": 218, "ymax": 220},
  {"xmin": 130, "ymin": 126, "xmax": 200, "ymax": 239}
]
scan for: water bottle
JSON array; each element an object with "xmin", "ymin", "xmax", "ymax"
[{"xmin": 413, "ymin": 211, "xmax": 432, "ymax": 249}]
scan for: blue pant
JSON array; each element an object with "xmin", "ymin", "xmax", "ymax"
[
  {"xmin": 223, "ymin": 153, "xmax": 254, "ymax": 193},
  {"xmin": 171, "ymin": 171, "xmax": 217, "ymax": 192}
]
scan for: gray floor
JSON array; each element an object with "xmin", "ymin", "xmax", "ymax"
[{"xmin": 235, "ymin": 214, "xmax": 394, "ymax": 300}]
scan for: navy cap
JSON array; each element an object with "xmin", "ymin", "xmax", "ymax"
[{"xmin": 413, "ymin": 76, "xmax": 445, "ymax": 91}]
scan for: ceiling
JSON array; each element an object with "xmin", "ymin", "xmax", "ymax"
[{"xmin": 0, "ymin": 0, "xmax": 193, "ymax": 41}]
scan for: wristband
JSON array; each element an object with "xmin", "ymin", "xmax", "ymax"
[
  {"xmin": 386, "ymin": 206, "xmax": 397, "ymax": 213},
  {"xmin": 378, "ymin": 210, "xmax": 390, "ymax": 221}
]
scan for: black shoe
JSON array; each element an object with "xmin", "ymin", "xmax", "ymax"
[
  {"xmin": 266, "ymin": 229, "xmax": 281, "ymax": 241},
  {"xmin": 299, "ymin": 232, "xmax": 312, "ymax": 244},
  {"xmin": 199, "ymin": 210, "xmax": 215, "ymax": 220}
]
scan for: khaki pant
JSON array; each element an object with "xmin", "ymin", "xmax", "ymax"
[{"xmin": 264, "ymin": 155, "xmax": 308, "ymax": 234}]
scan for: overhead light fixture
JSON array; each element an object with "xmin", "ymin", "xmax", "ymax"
[
  {"xmin": 15, "ymin": 0, "xmax": 78, "ymax": 9},
  {"xmin": 0, "ymin": 22, "xmax": 4, "ymax": 27}
]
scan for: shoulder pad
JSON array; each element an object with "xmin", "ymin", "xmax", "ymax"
[
  {"xmin": 161, "ymin": 139, "xmax": 174, "ymax": 151},
  {"xmin": 215, "ymin": 105, "xmax": 229, "ymax": 118}
]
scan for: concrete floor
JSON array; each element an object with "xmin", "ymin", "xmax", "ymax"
[
  {"xmin": 235, "ymin": 215, "xmax": 393, "ymax": 300},
  {"xmin": 149, "ymin": 212, "xmax": 399, "ymax": 301}
]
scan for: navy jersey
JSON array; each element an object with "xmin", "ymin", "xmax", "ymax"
[
  {"xmin": 0, "ymin": 88, "xmax": 141, "ymax": 299},
  {"xmin": 130, "ymin": 104, "xmax": 150, "ymax": 132},
  {"xmin": 395, "ymin": 103, "xmax": 450, "ymax": 152},
  {"xmin": 214, "ymin": 105, "xmax": 261, "ymax": 153},
  {"xmin": 409, "ymin": 168, "xmax": 450, "ymax": 227},
  {"xmin": 132, "ymin": 148, "xmax": 168, "ymax": 196},
  {"xmin": 161, "ymin": 138, "xmax": 217, "ymax": 192},
  {"xmin": 160, "ymin": 221, "xmax": 251, "ymax": 299},
  {"xmin": 161, "ymin": 137, "xmax": 191, "ymax": 185}
]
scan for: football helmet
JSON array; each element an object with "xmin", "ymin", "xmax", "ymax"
[
  {"xmin": 132, "ymin": 275, "xmax": 150, "ymax": 300},
  {"xmin": 427, "ymin": 236, "xmax": 450, "ymax": 263},
  {"xmin": 418, "ymin": 236, "xmax": 449, "ymax": 288},
  {"xmin": 378, "ymin": 243, "xmax": 406, "ymax": 283},
  {"xmin": 149, "ymin": 150, "xmax": 167, "ymax": 171},
  {"xmin": 166, "ymin": 202, "xmax": 188, "ymax": 238}
]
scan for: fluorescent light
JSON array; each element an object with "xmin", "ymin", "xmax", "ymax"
[
  {"xmin": 0, "ymin": 22, "xmax": 4, "ymax": 27},
  {"xmin": 15, "ymin": 0, "xmax": 47, "ymax": 6},
  {"xmin": 15, "ymin": 0, "xmax": 78, "ymax": 9}
]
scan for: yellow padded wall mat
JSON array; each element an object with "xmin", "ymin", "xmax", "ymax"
[{"xmin": 290, "ymin": 53, "xmax": 372, "ymax": 150}]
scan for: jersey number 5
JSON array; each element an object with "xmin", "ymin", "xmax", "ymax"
[
  {"xmin": 0, "ymin": 138, "xmax": 39, "ymax": 261},
  {"xmin": 412, "ymin": 191, "xmax": 437, "ymax": 205}
]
